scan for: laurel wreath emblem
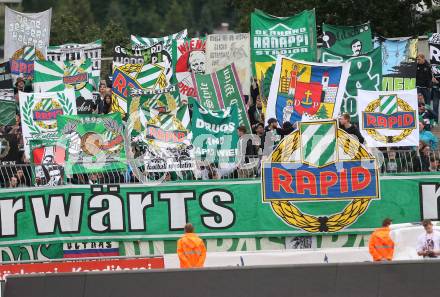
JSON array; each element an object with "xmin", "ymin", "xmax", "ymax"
[
  {"xmin": 22, "ymin": 93, "xmax": 73, "ymax": 134},
  {"xmin": 364, "ymin": 97, "xmax": 415, "ymax": 143},
  {"xmin": 269, "ymin": 130, "xmax": 372, "ymax": 233}
]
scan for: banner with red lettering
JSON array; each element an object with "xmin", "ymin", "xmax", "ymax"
[
  {"xmin": 0, "ymin": 256, "xmax": 164, "ymax": 280},
  {"xmin": 357, "ymin": 89, "xmax": 419, "ymax": 147},
  {"xmin": 173, "ymin": 37, "xmax": 206, "ymax": 102}
]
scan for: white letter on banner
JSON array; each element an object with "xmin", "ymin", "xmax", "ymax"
[
  {"xmin": 31, "ymin": 195, "xmax": 83, "ymax": 234},
  {"xmin": 159, "ymin": 192, "xmax": 194, "ymax": 230},
  {"xmin": 89, "ymin": 187, "xmax": 124, "ymax": 232},
  {"xmin": 0, "ymin": 198, "xmax": 24, "ymax": 236},
  {"xmin": 200, "ymin": 191, "xmax": 234, "ymax": 228},
  {"xmin": 127, "ymin": 193, "xmax": 153, "ymax": 231}
]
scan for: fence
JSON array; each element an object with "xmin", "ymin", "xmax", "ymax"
[{"xmin": 0, "ymin": 148, "xmax": 439, "ymax": 188}]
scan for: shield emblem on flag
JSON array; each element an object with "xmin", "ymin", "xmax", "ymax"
[
  {"xmin": 299, "ymin": 120, "xmax": 337, "ymax": 167},
  {"xmin": 379, "ymin": 94, "xmax": 398, "ymax": 115},
  {"xmin": 293, "ymin": 82, "xmax": 323, "ymax": 116}
]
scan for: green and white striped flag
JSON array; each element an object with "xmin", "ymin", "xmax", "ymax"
[
  {"xmin": 131, "ymin": 30, "xmax": 187, "ymax": 50},
  {"xmin": 34, "ymin": 59, "xmax": 97, "ymax": 100},
  {"xmin": 379, "ymin": 94, "xmax": 398, "ymax": 115},
  {"xmin": 300, "ymin": 121, "xmax": 337, "ymax": 167},
  {"xmin": 22, "ymin": 46, "xmax": 36, "ymax": 61},
  {"xmin": 136, "ymin": 64, "xmax": 166, "ymax": 89}
]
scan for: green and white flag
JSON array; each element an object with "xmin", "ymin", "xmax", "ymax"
[
  {"xmin": 251, "ymin": 9, "xmax": 317, "ymax": 82},
  {"xmin": 57, "ymin": 113, "xmax": 126, "ymax": 174},
  {"xmin": 191, "ymin": 99, "xmax": 239, "ymax": 164},
  {"xmin": 299, "ymin": 121, "xmax": 337, "ymax": 167},
  {"xmin": 322, "ymin": 23, "xmax": 373, "ymax": 56},
  {"xmin": 19, "ymin": 89, "xmax": 77, "ymax": 158},
  {"xmin": 34, "ymin": 59, "xmax": 98, "ymax": 100},
  {"xmin": 321, "ymin": 47, "xmax": 382, "ymax": 122},
  {"xmin": 192, "ymin": 63, "xmax": 251, "ymax": 132},
  {"xmin": 47, "ymin": 40, "xmax": 102, "ymax": 88}
]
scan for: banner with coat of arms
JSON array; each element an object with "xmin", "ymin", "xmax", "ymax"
[
  {"xmin": 128, "ymin": 87, "xmax": 193, "ymax": 172},
  {"xmin": 10, "ymin": 46, "xmax": 46, "ymax": 83},
  {"xmin": 57, "ymin": 113, "xmax": 126, "ymax": 174},
  {"xmin": 172, "ymin": 37, "xmax": 206, "ymax": 101},
  {"xmin": 321, "ymin": 47, "xmax": 382, "ymax": 123},
  {"xmin": 266, "ymin": 56, "xmax": 350, "ymax": 125},
  {"xmin": 4, "ymin": 7, "xmax": 51, "ymax": 60},
  {"xmin": 376, "ymin": 37, "xmax": 418, "ymax": 91},
  {"xmin": 192, "ymin": 63, "xmax": 251, "ymax": 132},
  {"xmin": 46, "ymin": 40, "xmax": 102, "ymax": 88},
  {"xmin": 33, "ymin": 59, "xmax": 98, "ymax": 100},
  {"xmin": 321, "ymin": 22, "xmax": 373, "ymax": 56},
  {"xmin": 19, "ymin": 89, "xmax": 77, "ymax": 158},
  {"xmin": 357, "ymin": 89, "xmax": 419, "ymax": 147},
  {"xmin": 112, "ymin": 42, "xmax": 165, "ymax": 69},
  {"xmin": 206, "ymin": 33, "xmax": 251, "ymax": 96}
]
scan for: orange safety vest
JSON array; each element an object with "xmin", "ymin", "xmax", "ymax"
[
  {"xmin": 177, "ymin": 233, "xmax": 206, "ymax": 268},
  {"xmin": 369, "ymin": 226, "xmax": 395, "ymax": 261}
]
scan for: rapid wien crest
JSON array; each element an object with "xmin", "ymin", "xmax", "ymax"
[{"xmin": 262, "ymin": 119, "xmax": 380, "ymax": 232}]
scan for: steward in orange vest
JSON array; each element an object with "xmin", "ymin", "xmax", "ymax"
[
  {"xmin": 177, "ymin": 223, "xmax": 206, "ymax": 268},
  {"xmin": 369, "ymin": 218, "xmax": 395, "ymax": 261}
]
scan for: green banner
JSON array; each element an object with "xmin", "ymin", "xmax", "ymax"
[
  {"xmin": 57, "ymin": 113, "xmax": 127, "ymax": 174},
  {"xmin": 0, "ymin": 99, "xmax": 16, "ymax": 126},
  {"xmin": 0, "ymin": 176, "xmax": 431, "ymax": 246},
  {"xmin": 321, "ymin": 47, "xmax": 382, "ymax": 122},
  {"xmin": 322, "ymin": 23, "xmax": 373, "ymax": 56},
  {"xmin": 251, "ymin": 9, "xmax": 317, "ymax": 81},
  {"xmin": 191, "ymin": 99, "xmax": 239, "ymax": 163},
  {"xmin": 192, "ymin": 63, "xmax": 251, "ymax": 132}
]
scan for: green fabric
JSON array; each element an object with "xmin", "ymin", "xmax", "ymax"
[
  {"xmin": 0, "ymin": 100, "xmax": 16, "ymax": 126},
  {"xmin": 0, "ymin": 176, "xmax": 428, "ymax": 246},
  {"xmin": 57, "ymin": 113, "xmax": 127, "ymax": 174},
  {"xmin": 322, "ymin": 23, "xmax": 373, "ymax": 56},
  {"xmin": 321, "ymin": 47, "xmax": 382, "ymax": 123}
]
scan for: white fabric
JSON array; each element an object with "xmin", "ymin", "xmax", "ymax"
[
  {"xmin": 357, "ymin": 89, "xmax": 419, "ymax": 147},
  {"xmin": 4, "ymin": 7, "xmax": 51, "ymax": 59}
]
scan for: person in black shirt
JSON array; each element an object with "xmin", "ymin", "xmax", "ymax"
[
  {"xmin": 338, "ymin": 113, "xmax": 364, "ymax": 144},
  {"xmin": 417, "ymin": 54, "xmax": 433, "ymax": 106}
]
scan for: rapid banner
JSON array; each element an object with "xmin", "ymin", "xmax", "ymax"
[
  {"xmin": 357, "ymin": 89, "xmax": 419, "ymax": 147},
  {"xmin": 251, "ymin": 9, "xmax": 317, "ymax": 84},
  {"xmin": 173, "ymin": 37, "xmax": 206, "ymax": 101},
  {"xmin": 47, "ymin": 40, "xmax": 102, "ymax": 88},
  {"xmin": 128, "ymin": 88, "xmax": 193, "ymax": 172},
  {"xmin": 321, "ymin": 47, "xmax": 382, "ymax": 123},
  {"xmin": 192, "ymin": 63, "xmax": 251, "ymax": 132},
  {"xmin": 10, "ymin": 46, "xmax": 46, "ymax": 83},
  {"xmin": 4, "ymin": 7, "xmax": 51, "ymax": 60},
  {"xmin": 34, "ymin": 59, "xmax": 98, "ymax": 101},
  {"xmin": 206, "ymin": 33, "xmax": 251, "ymax": 96},
  {"xmin": 266, "ymin": 56, "xmax": 349, "ymax": 125},
  {"xmin": 191, "ymin": 100, "xmax": 239, "ymax": 163},
  {"xmin": 30, "ymin": 139, "xmax": 66, "ymax": 187},
  {"xmin": 377, "ymin": 37, "xmax": 418, "ymax": 91},
  {"xmin": 112, "ymin": 60, "xmax": 171, "ymax": 114},
  {"xmin": 57, "ymin": 113, "xmax": 127, "ymax": 174},
  {"xmin": 0, "ymin": 175, "xmax": 426, "ymax": 246},
  {"xmin": 19, "ymin": 89, "xmax": 77, "ymax": 158},
  {"xmin": 322, "ymin": 23, "xmax": 373, "ymax": 56},
  {"xmin": 429, "ymin": 33, "xmax": 440, "ymax": 75}
]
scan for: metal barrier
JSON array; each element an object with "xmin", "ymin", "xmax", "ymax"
[{"xmin": 1, "ymin": 149, "xmax": 439, "ymax": 187}]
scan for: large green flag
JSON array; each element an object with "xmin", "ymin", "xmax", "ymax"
[
  {"xmin": 0, "ymin": 99, "xmax": 16, "ymax": 126},
  {"xmin": 191, "ymin": 99, "xmax": 239, "ymax": 164},
  {"xmin": 322, "ymin": 23, "xmax": 373, "ymax": 56},
  {"xmin": 251, "ymin": 9, "xmax": 317, "ymax": 81},
  {"xmin": 0, "ymin": 175, "xmax": 429, "ymax": 246},
  {"xmin": 192, "ymin": 63, "xmax": 251, "ymax": 132},
  {"xmin": 321, "ymin": 47, "xmax": 382, "ymax": 122},
  {"xmin": 34, "ymin": 59, "xmax": 98, "ymax": 100},
  {"xmin": 57, "ymin": 113, "xmax": 127, "ymax": 174}
]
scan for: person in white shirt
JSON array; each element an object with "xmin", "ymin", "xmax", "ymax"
[{"xmin": 416, "ymin": 219, "xmax": 440, "ymax": 258}]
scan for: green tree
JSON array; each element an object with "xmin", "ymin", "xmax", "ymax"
[{"xmin": 316, "ymin": 105, "xmax": 329, "ymax": 119}]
